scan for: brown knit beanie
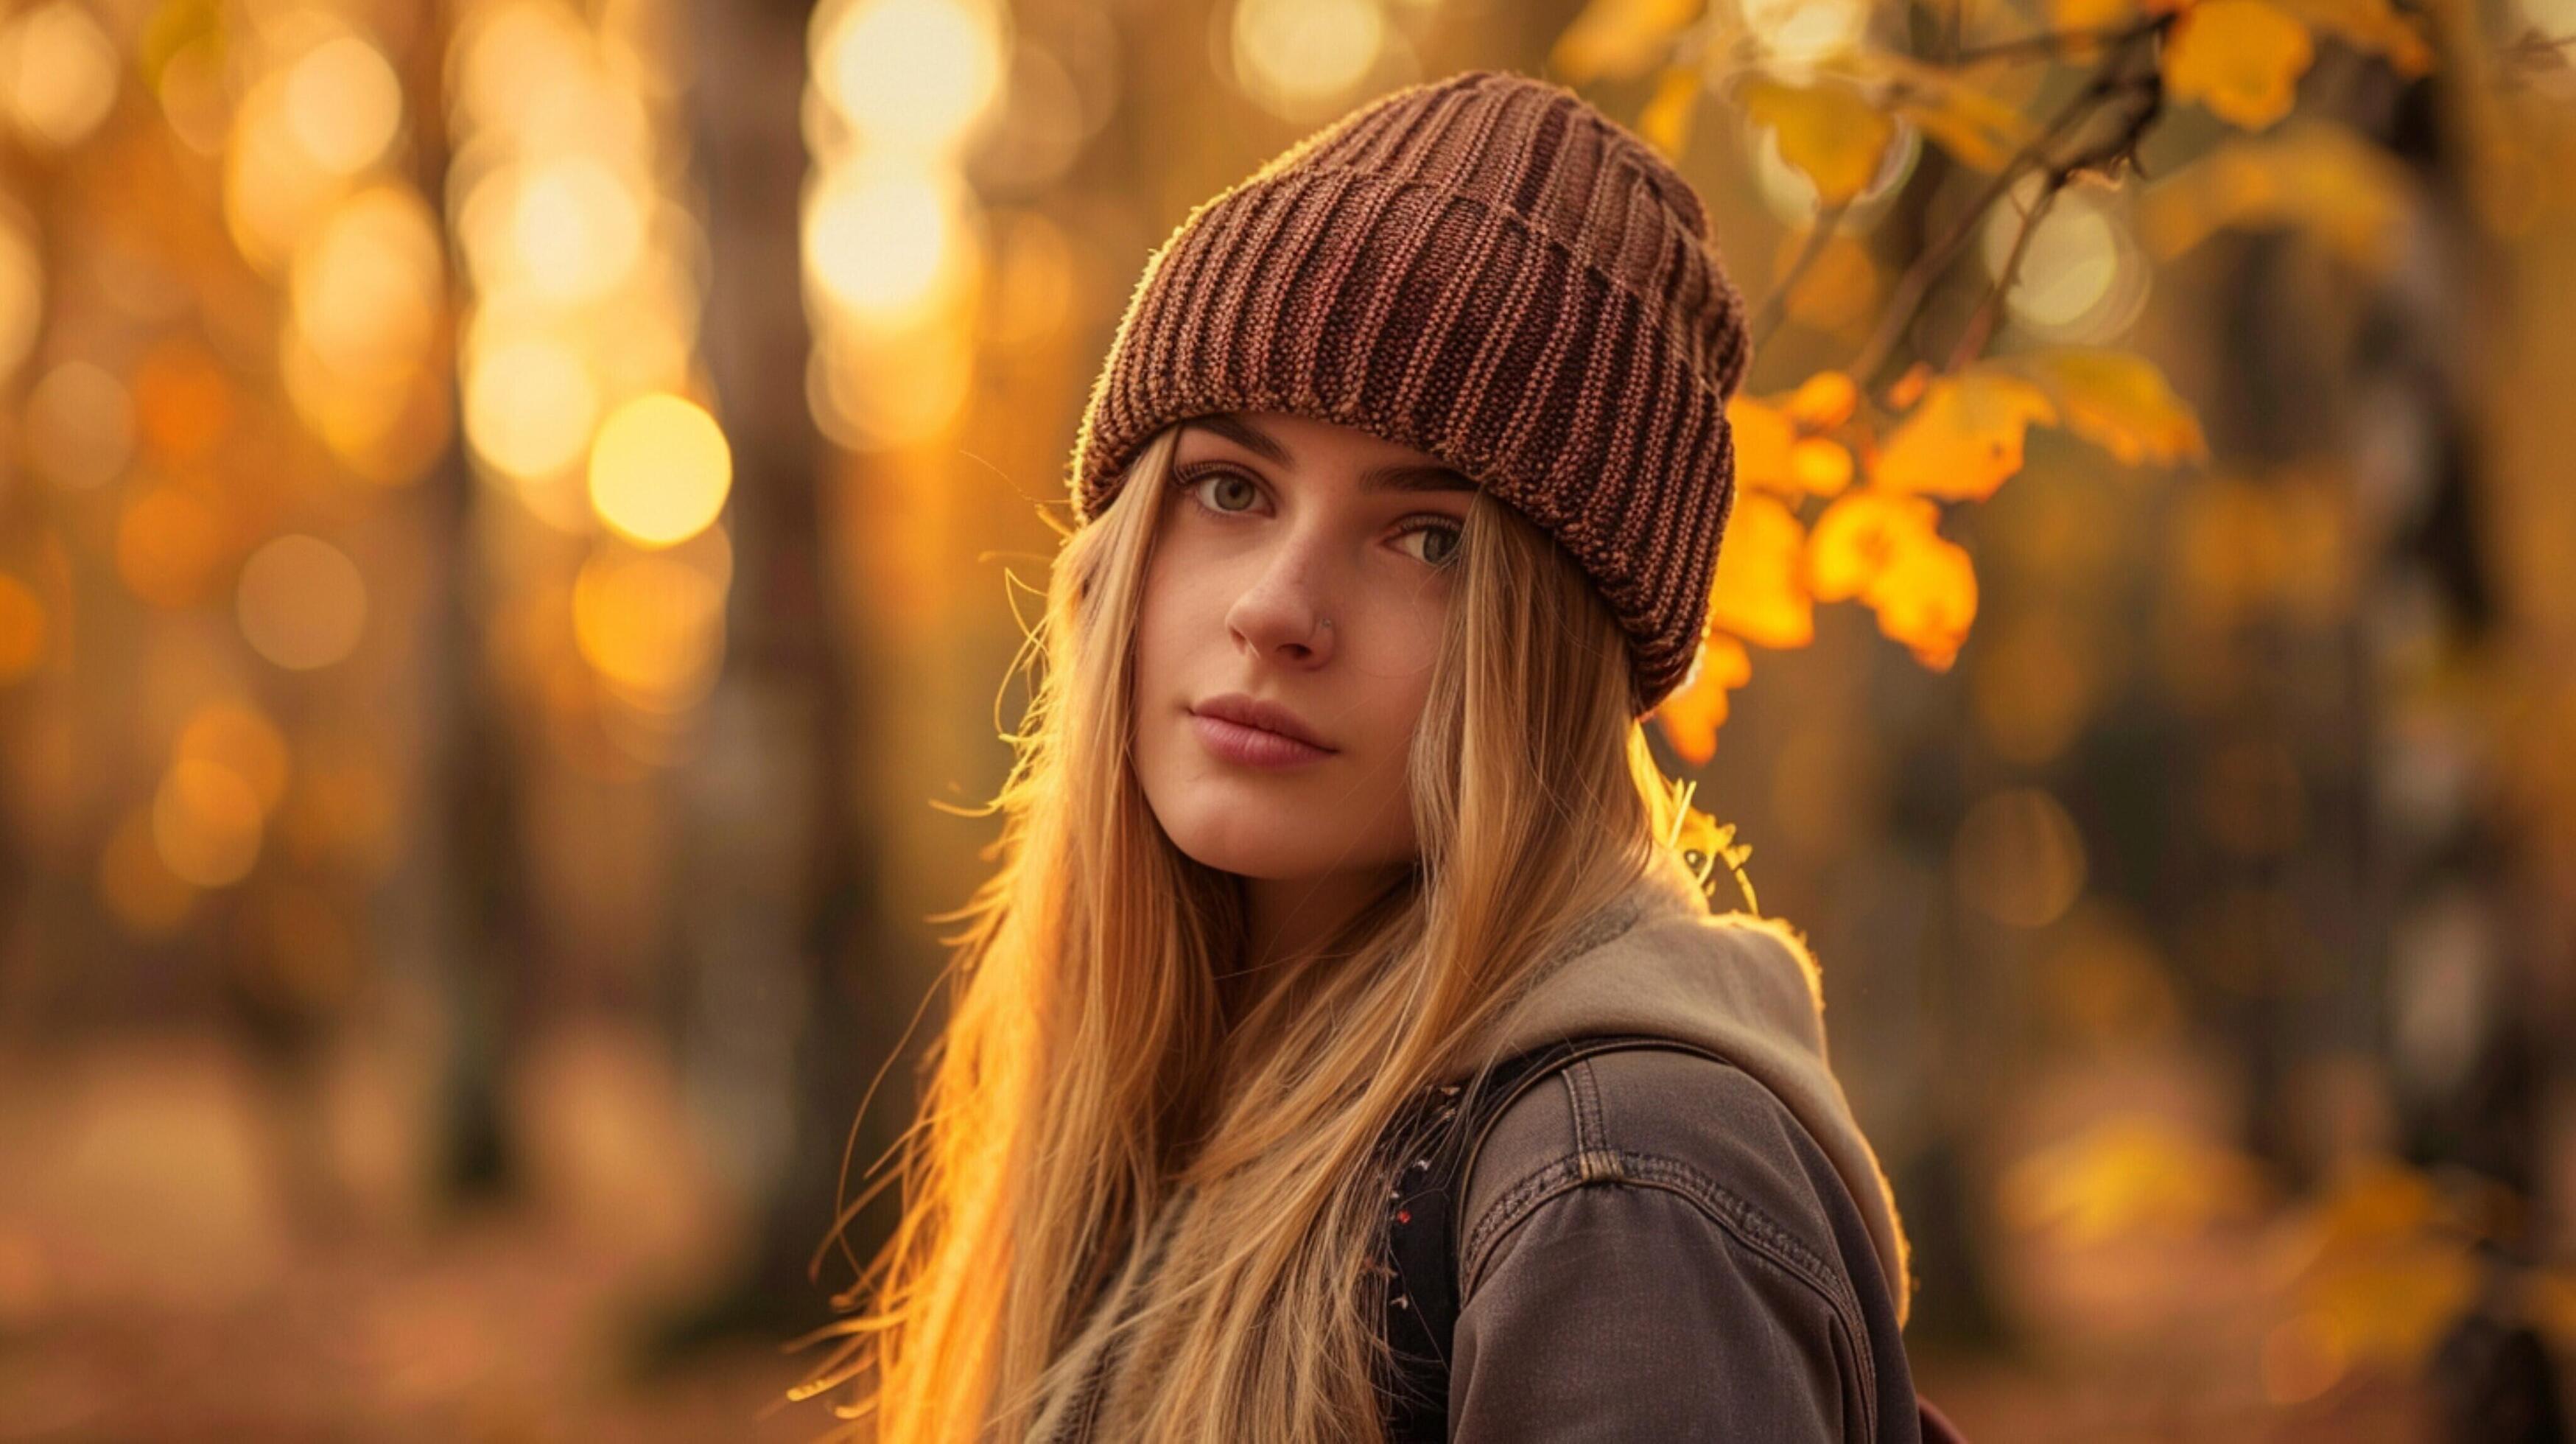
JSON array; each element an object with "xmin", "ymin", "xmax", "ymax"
[{"xmin": 1067, "ymin": 68, "xmax": 1752, "ymax": 716}]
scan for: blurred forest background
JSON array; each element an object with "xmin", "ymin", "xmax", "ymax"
[{"xmin": 1, "ymin": 0, "xmax": 2574, "ymax": 1438}]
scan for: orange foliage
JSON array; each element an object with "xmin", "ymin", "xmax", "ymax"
[
  {"xmin": 1738, "ymin": 74, "xmax": 1895, "ymax": 205},
  {"xmin": 1730, "ymin": 393, "xmax": 1853, "ymax": 498},
  {"xmin": 1612, "ymin": 0, "xmax": 2359, "ymax": 751},
  {"xmin": 1784, "ymin": 370, "xmax": 1858, "ymax": 430},
  {"xmin": 1872, "ymin": 368, "xmax": 2060, "ymax": 501},
  {"xmin": 2269, "ymin": 0, "xmax": 2435, "ymax": 77},
  {"xmin": 2137, "ymin": 121, "xmax": 2414, "ymax": 274},
  {"xmin": 1808, "ymin": 488, "xmax": 1980, "ymax": 669},
  {"xmin": 1819, "ymin": 52, "xmax": 2043, "ymax": 172},
  {"xmin": 1866, "ymin": 528, "xmax": 1979, "ymax": 670},
  {"xmin": 2163, "ymin": 0, "xmax": 2315, "ymax": 130},
  {"xmin": 1638, "ymin": 62, "xmax": 1705, "ymax": 158},
  {"xmin": 1808, "ymin": 488, "xmax": 1940, "ymax": 604},
  {"xmin": 1704, "ymin": 493, "xmax": 1813, "ymax": 649},
  {"xmin": 2006, "ymin": 348, "xmax": 2210, "ymax": 467},
  {"xmin": 1657, "ymin": 631, "xmax": 1750, "ymax": 765},
  {"xmin": 1551, "ymin": 0, "xmax": 1705, "ymax": 84}
]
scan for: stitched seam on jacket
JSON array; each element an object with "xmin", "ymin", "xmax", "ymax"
[
  {"xmin": 1563, "ymin": 1062, "xmax": 1624, "ymax": 1183},
  {"xmin": 1624, "ymin": 1152, "xmax": 1877, "ymax": 1440},
  {"xmin": 1565, "ymin": 1059, "xmax": 1608, "ymax": 1157},
  {"xmin": 1461, "ymin": 1157, "xmax": 1583, "ymax": 1291},
  {"xmin": 1460, "ymin": 1152, "xmax": 1879, "ymax": 1441}
]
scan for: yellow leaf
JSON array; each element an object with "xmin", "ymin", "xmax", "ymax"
[
  {"xmin": 2281, "ymin": 1157, "xmax": 2440, "ymax": 1255},
  {"xmin": 2303, "ymin": 1239, "xmax": 2481, "ymax": 1367},
  {"xmin": 1868, "ymin": 528, "xmax": 1979, "ymax": 670},
  {"xmin": 1733, "ymin": 393, "xmax": 1850, "ymax": 496},
  {"xmin": 1884, "ymin": 360, "xmax": 1933, "ymax": 410},
  {"xmin": 1998, "ymin": 1112, "xmax": 2269, "ymax": 1245},
  {"xmin": 1738, "ymin": 74, "xmax": 1896, "ymax": 206},
  {"xmin": 1700, "ymin": 627, "xmax": 1752, "ymax": 688},
  {"xmin": 1808, "ymin": 487, "xmax": 1940, "ymax": 603},
  {"xmin": 2136, "ymin": 122, "xmax": 2412, "ymax": 274},
  {"xmin": 1727, "ymin": 393, "xmax": 1798, "ymax": 492},
  {"xmin": 1789, "ymin": 438, "xmax": 1853, "ymax": 495},
  {"xmin": 1873, "ymin": 368, "xmax": 2059, "ymax": 501},
  {"xmin": 1666, "ymin": 799, "xmax": 1756, "ymax": 909},
  {"xmin": 2269, "ymin": 0, "xmax": 2433, "ymax": 77},
  {"xmin": 2050, "ymin": 0, "xmax": 2141, "ymax": 27},
  {"xmin": 1639, "ymin": 63, "xmax": 1704, "ymax": 159},
  {"xmin": 2007, "ymin": 347, "xmax": 2209, "ymax": 467},
  {"xmin": 2257, "ymin": 1154, "xmax": 2493, "ymax": 1368},
  {"xmin": 1653, "ymin": 631, "xmax": 1750, "ymax": 765},
  {"xmin": 1786, "ymin": 369, "xmax": 1859, "ymax": 430},
  {"xmin": 2048, "ymin": 0, "xmax": 2147, "ymax": 32},
  {"xmin": 2164, "ymin": 0, "xmax": 2315, "ymax": 130},
  {"xmin": 1823, "ymin": 52, "xmax": 2043, "ymax": 172},
  {"xmin": 1553, "ymin": 0, "xmax": 1706, "ymax": 84},
  {"xmin": 1707, "ymin": 494, "xmax": 1814, "ymax": 648}
]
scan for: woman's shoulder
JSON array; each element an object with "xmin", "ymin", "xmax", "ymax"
[
  {"xmin": 1457, "ymin": 1042, "xmax": 1882, "ymax": 1319},
  {"xmin": 1447, "ymin": 1042, "xmax": 1918, "ymax": 1442}
]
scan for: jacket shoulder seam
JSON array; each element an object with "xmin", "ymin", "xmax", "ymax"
[
  {"xmin": 1459, "ymin": 1149, "xmax": 1879, "ymax": 1440},
  {"xmin": 1464, "ymin": 1147, "xmax": 1861, "ymax": 1322}
]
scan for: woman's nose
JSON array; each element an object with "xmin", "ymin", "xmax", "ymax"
[{"xmin": 1225, "ymin": 558, "xmax": 1338, "ymax": 663}]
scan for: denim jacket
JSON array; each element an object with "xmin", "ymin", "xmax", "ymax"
[
  {"xmin": 1442, "ymin": 1043, "xmax": 1920, "ymax": 1440},
  {"xmin": 1432, "ymin": 853, "xmax": 1920, "ymax": 1440}
]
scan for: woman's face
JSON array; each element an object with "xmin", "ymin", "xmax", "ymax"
[{"xmin": 1132, "ymin": 410, "xmax": 1474, "ymax": 889}]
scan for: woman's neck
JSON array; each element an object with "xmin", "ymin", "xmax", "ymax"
[{"xmin": 1222, "ymin": 863, "xmax": 1411, "ymax": 1026}]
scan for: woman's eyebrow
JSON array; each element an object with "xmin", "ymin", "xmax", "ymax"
[
  {"xmin": 1187, "ymin": 413, "xmax": 1475, "ymax": 494},
  {"xmin": 1187, "ymin": 413, "xmax": 1291, "ymax": 466}
]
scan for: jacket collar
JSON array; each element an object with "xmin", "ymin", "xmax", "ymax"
[{"xmin": 1470, "ymin": 847, "xmax": 1915, "ymax": 1327}]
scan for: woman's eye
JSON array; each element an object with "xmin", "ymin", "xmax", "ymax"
[
  {"xmin": 1181, "ymin": 469, "xmax": 1263, "ymax": 515},
  {"xmin": 1400, "ymin": 521, "xmax": 1463, "ymax": 569}
]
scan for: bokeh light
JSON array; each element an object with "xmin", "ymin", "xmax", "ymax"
[
  {"xmin": 175, "ymin": 702, "xmax": 292, "ymax": 816},
  {"xmin": 24, "ymin": 360, "xmax": 138, "ymax": 491},
  {"xmin": 284, "ymin": 35, "xmax": 405, "ymax": 177},
  {"xmin": 116, "ymin": 487, "xmax": 230, "ymax": 609},
  {"xmin": 504, "ymin": 157, "xmax": 650, "ymax": 306},
  {"xmin": 812, "ymin": 0, "xmax": 1008, "ymax": 154},
  {"xmin": 1738, "ymin": 0, "xmax": 1873, "ymax": 64},
  {"xmin": 152, "ymin": 757, "xmax": 266, "ymax": 889},
  {"xmin": 1229, "ymin": 0, "xmax": 1387, "ymax": 119},
  {"xmin": 0, "ymin": 0, "xmax": 119, "ymax": 148},
  {"xmin": 226, "ymin": 62, "xmax": 355, "ymax": 275},
  {"xmin": 586, "ymin": 393, "xmax": 732, "ymax": 547},
  {"xmin": 289, "ymin": 186, "xmax": 444, "ymax": 385},
  {"xmin": 572, "ymin": 548, "xmax": 729, "ymax": 709},
  {"xmin": 236, "ymin": 535, "xmax": 369, "ymax": 670},
  {"xmin": 805, "ymin": 161, "xmax": 978, "ymax": 327},
  {"xmin": 466, "ymin": 334, "xmax": 603, "ymax": 482},
  {"xmin": 1953, "ymin": 786, "xmax": 2089, "ymax": 929},
  {"xmin": 1981, "ymin": 175, "xmax": 2151, "ymax": 342}
]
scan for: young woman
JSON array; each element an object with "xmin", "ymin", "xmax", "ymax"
[{"xmin": 804, "ymin": 69, "xmax": 1926, "ymax": 1442}]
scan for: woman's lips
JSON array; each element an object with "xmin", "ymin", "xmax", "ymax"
[{"xmin": 1190, "ymin": 711, "xmax": 1336, "ymax": 768}]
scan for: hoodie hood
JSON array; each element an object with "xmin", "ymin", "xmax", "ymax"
[{"xmin": 1469, "ymin": 847, "xmax": 1915, "ymax": 1327}]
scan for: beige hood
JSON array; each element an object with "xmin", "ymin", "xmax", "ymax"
[{"xmin": 1471, "ymin": 847, "xmax": 1915, "ymax": 1328}]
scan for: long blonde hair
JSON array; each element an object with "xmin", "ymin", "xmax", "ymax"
[{"xmin": 799, "ymin": 421, "xmax": 1722, "ymax": 1442}]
